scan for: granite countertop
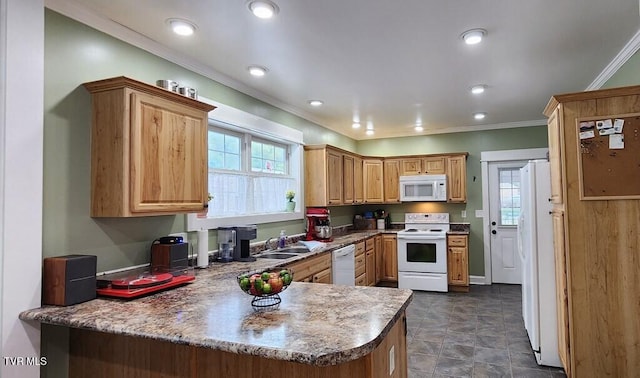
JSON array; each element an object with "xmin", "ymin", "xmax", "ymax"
[{"xmin": 20, "ymin": 231, "xmax": 412, "ymax": 367}]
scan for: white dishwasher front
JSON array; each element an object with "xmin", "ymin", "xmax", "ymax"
[{"xmin": 331, "ymin": 245, "xmax": 355, "ymax": 286}]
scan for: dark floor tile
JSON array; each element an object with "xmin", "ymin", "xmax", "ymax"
[
  {"xmin": 472, "ymin": 361, "xmax": 512, "ymax": 378},
  {"xmin": 449, "ymin": 312, "xmax": 478, "ymax": 323},
  {"xmin": 409, "ymin": 352, "xmax": 438, "ymax": 374},
  {"xmin": 434, "ymin": 357, "xmax": 474, "ymax": 377},
  {"xmin": 440, "ymin": 343, "xmax": 474, "ymax": 360},
  {"xmin": 476, "ymin": 334, "xmax": 507, "ymax": 349},
  {"xmin": 477, "ymin": 322, "xmax": 505, "ymax": 336},
  {"xmin": 511, "ymin": 366, "xmax": 551, "ymax": 377},
  {"xmin": 447, "ymin": 321, "xmax": 477, "ymax": 333},
  {"xmin": 409, "ymin": 368, "xmax": 433, "ymax": 378},
  {"xmin": 474, "ymin": 346, "xmax": 510, "ymax": 366},
  {"xmin": 507, "ymin": 337, "xmax": 533, "ymax": 354},
  {"xmin": 510, "ymin": 350, "xmax": 542, "ymax": 369},
  {"xmin": 414, "ymin": 328, "xmax": 447, "ymax": 343},
  {"xmin": 443, "ymin": 331, "xmax": 476, "ymax": 347},
  {"xmin": 409, "ymin": 339, "xmax": 443, "ymax": 356}
]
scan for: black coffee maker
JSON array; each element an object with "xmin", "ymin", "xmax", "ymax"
[{"xmin": 232, "ymin": 225, "xmax": 257, "ymax": 262}]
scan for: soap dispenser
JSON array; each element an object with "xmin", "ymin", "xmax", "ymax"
[{"xmin": 278, "ymin": 230, "xmax": 286, "ymax": 249}]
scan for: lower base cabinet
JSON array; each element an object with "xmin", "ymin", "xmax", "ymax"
[
  {"xmin": 286, "ymin": 252, "xmax": 332, "ymax": 283},
  {"xmin": 382, "ymin": 234, "xmax": 398, "ymax": 282},
  {"xmin": 447, "ymin": 234, "xmax": 469, "ymax": 292}
]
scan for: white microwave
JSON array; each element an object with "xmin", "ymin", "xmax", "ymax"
[{"xmin": 399, "ymin": 174, "xmax": 447, "ymax": 202}]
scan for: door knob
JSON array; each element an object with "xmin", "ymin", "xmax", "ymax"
[
  {"xmin": 491, "ymin": 230, "xmax": 497, "ymax": 234},
  {"xmin": 491, "ymin": 221, "xmax": 496, "ymax": 226}
]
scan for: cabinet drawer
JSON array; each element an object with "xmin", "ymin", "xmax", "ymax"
[
  {"xmin": 365, "ymin": 238, "xmax": 375, "ymax": 251},
  {"xmin": 355, "ymin": 261, "xmax": 366, "ymax": 277},
  {"xmin": 356, "ymin": 242, "xmax": 365, "ymax": 255},
  {"xmin": 287, "ymin": 252, "xmax": 331, "ymax": 282},
  {"xmin": 355, "ymin": 273, "xmax": 366, "ymax": 286},
  {"xmin": 448, "ymin": 235, "xmax": 467, "ymax": 247}
]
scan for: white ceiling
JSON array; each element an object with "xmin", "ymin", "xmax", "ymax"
[{"xmin": 51, "ymin": 0, "xmax": 640, "ymax": 140}]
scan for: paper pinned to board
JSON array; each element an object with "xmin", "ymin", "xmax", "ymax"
[
  {"xmin": 609, "ymin": 134, "xmax": 624, "ymax": 149},
  {"xmin": 613, "ymin": 118, "xmax": 624, "ymax": 133}
]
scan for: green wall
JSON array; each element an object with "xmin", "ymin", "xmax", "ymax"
[
  {"xmin": 603, "ymin": 49, "xmax": 640, "ymax": 88},
  {"xmin": 43, "ymin": 9, "xmax": 354, "ymax": 272},
  {"xmin": 356, "ymin": 126, "xmax": 549, "ymax": 276}
]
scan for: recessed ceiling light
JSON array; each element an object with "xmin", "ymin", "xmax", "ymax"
[
  {"xmin": 474, "ymin": 112, "xmax": 487, "ymax": 120},
  {"xmin": 247, "ymin": 65, "xmax": 267, "ymax": 77},
  {"xmin": 415, "ymin": 126, "xmax": 424, "ymax": 132},
  {"xmin": 461, "ymin": 29, "xmax": 486, "ymax": 45},
  {"xmin": 247, "ymin": 0, "xmax": 279, "ymax": 19},
  {"xmin": 308, "ymin": 100, "xmax": 324, "ymax": 107},
  {"xmin": 470, "ymin": 84, "xmax": 486, "ymax": 94},
  {"xmin": 168, "ymin": 19, "xmax": 197, "ymax": 36},
  {"xmin": 365, "ymin": 129, "xmax": 374, "ymax": 136},
  {"xmin": 352, "ymin": 122, "xmax": 361, "ymax": 129}
]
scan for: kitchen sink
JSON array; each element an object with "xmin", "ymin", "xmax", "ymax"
[{"xmin": 256, "ymin": 252, "xmax": 298, "ymax": 260}]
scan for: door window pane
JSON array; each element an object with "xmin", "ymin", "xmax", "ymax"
[{"xmin": 499, "ymin": 168, "xmax": 521, "ymax": 226}]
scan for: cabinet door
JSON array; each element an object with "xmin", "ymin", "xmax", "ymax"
[
  {"xmin": 548, "ymin": 106, "xmax": 564, "ymax": 204},
  {"xmin": 382, "ymin": 235, "xmax": 398, "ymax": 282},
  {"xmin": 312, "ymin": 267, "xmax": 332, "ymax": 284},
  {"xmin": 400, "ymin": 158, "xmax": 422, "ymax": 175},
  {"xmin": 366, "ymin": 250, "xmax": 376, "ymax": 286},
  {"xmin": 354, "ymin": 156, "xmax": 364, "ymax": 204},
  {"xmin": 130, "ymin": 92, "xmax": 207, "ymax": 213},
  {"xmin": 327, "ymin": 149, "xmax": 343, "ymax": 205},
  {"xmin": 447, "ymin": 241, "xmax": 469, "ymax": 286},
  {"xmin": 423, "ymin": 156, "xmax": 447, "ymax": 174},
  {"xmin": 343, "ymin": 154, "xmax": 355, "ymax": 204},
  {"xmin": 383, "ymin": 159, "xmax": 401, "ymax": 203},
  {"xmin": 552, "ymin": 210, "xmax": 570, "ymax": 374},
  {"xmin": 363, "ymin": 159, "xmax": 384, "ymax": 203},
  {"xmin": 447, "ymin": 155, "xmax": 467, "ymax": 203},
  {"xmin": 375, "ymin": 235, "xmax": 383, "ymax": 284}
]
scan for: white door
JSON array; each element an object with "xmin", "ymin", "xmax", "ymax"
[{"xmin": 488, "ymin": 161, "xmax": 526, "ymax": 284}]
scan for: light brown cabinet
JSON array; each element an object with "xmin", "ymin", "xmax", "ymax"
[
  {"xmin": 354, "ymin": 156, "xmax": 364, "ymax": 204},
  {"xmin": 543, "ymin": 85, "xmax": 640, "ymax": 377},
  {"xmin": 363, "ymin": 159, "xmax": 384, "ymax": 203},
  {"xmin": 400, "ymin": 158, "xmax": 422, "ymax": 175},
  {"xmin": 381, "ymin": 234, "xmax": 398, "ymax": 282},
  {"xmin": 374, "ymin": 235, "xmax": 383, "ymax": 284},
  {"xmin": 383, "ymin": 159, "xmax": 401, "ymax": 203},
  {"xmin": 446, "ymin": 155, "xmax": 467, "ymax": 203},
  {"xmin": 286, "ymin": 252, "xmax": 332, "ymax": 283},
  {"xmin": 304, "ymin": 146, "xmax": 344, "ymax": 206},
  {"xmin": 446, "ymin": 234, "xmax": 469, "ymax": 291},
  {"xmin": 422, "ymin": 156, "xmax": 447, "ymax": 174},
  {"xmin": 343, "ymin": 154, "xmax": 355, "ymax": 204},
  {"xmin": 355, "ymin": 241, "xmax": 366, "ymax": 286},
  {"xmin": 365, "ymin": 238, "xmax": 376, "ymax": 286},
  {"xmin": 84, "ymin": 77, "xmax": 215, "ymax": 217}
]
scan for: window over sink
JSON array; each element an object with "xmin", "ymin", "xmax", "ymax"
[{"xmin": 187, "ymin": 98, "xmax": 303, "ymax": 231}]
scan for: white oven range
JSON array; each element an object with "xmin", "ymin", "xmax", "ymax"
[{"xmin": 397, "ymin": 212, "xmax": 450, "ymax": 292}]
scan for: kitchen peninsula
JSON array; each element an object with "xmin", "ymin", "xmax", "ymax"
[{"xmin": 20, "ymin": 243, "xmax": 412, "ymax": 377}]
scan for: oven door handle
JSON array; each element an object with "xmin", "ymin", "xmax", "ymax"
[{"xmin": 397, "ymin": 235, "xmax": 446, "ymax": 240}]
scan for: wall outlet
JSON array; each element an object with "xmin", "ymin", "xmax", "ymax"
[
  {"xmin": 389, "ymin": 345, "xmax": 395, "ymax": 375},
  {"xmin": 461, "ymin": 210, "xmax": 467, "ymax": 218}
]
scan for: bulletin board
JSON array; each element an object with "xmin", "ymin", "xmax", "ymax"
[{"xmin": 577, "ymin": 113, "xmax": 640, "ymax": 200}]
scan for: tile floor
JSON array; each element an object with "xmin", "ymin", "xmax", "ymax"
[{"xmin": 405, "ymin": 284, "xmax": 567, "ymax": 378}]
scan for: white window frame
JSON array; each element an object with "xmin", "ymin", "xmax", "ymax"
[{"xmin": 187, "ymin": 97, "xmax": 304, "ymax": 231}]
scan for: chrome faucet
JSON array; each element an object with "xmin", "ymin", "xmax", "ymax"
[{"xmin": 264, "ymin": 237, "xmax": 277, "ymax": 251}]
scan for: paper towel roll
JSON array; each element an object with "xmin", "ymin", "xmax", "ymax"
[{"xmin": 197, "ymin": 229, "xmax": 209, "ymax": 268}]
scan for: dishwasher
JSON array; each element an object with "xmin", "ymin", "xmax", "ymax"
[{"xmin": 332, "ymin": 245, "xmax": 355, "ymax": 286}]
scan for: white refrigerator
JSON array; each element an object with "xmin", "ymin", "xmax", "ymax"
[{"xmin": 518, "ymin": 160, "xmax": 561, "ymax": 367}]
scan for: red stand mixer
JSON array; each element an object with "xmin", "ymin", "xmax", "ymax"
[{"xmin": 305, "ymin": 207, "xmax": 333, "ymax": 241}]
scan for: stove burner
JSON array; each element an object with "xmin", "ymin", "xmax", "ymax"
[{"xmin": 405, "ymin": 229, "xmax": 418, "ymax": 232}]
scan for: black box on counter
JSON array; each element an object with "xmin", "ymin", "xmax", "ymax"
[
  {"xmin": 43, "ymin": 254, "xmax": 97, "ymax": 306},
  {"xmin": 151, "ymin": 242, "xmax": 189, "ymax": 275}
]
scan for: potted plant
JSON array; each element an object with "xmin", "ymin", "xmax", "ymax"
[{"xmin": 285, "ymin": 190, "xmax": 296, "ymax": 212}]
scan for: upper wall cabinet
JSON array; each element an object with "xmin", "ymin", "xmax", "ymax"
[
  {"xmin": 84, "ymin": 77, "xmax": 216, "ymax": 217},
  {"xmin": 401, "ymin": 156, "xmax": 447, "ymax": 175},
  {"xmin": 304, "ymin": 145, "xmax": 344, "ymax": 206},
  {"xmin": 447, "ymin": 155, "xmax": 467, "ymax": 203}
]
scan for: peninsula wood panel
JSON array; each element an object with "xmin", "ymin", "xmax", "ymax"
[
  {"xmin": 70, "ymin": 314, "xmax": 407, "ymax": 378},
  {"xmin": 544, "ymin": 85, "xmax": 640, "ymax": 377}
]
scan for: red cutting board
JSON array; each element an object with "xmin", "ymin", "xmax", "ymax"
[{"xmin": 97, "ymin": 275, "xmax": 195, "ymax": 299}]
